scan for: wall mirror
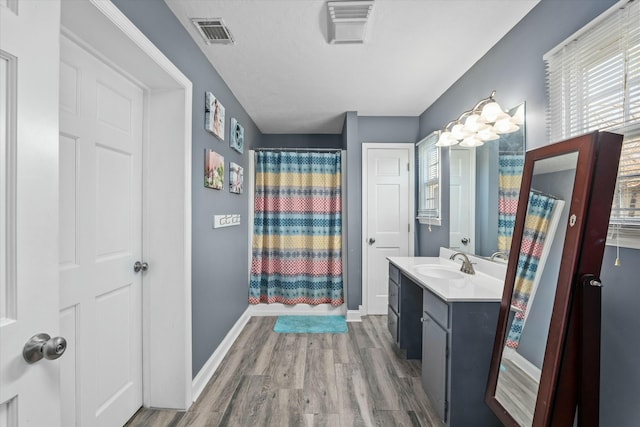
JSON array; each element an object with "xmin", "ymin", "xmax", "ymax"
[
  {"xmin": 449, "ymin": 103, "xmax": 526, "ymax": 258},
  {"xmin": 485, "ymin": 131, "xmax": 623, "ymax": 426}
]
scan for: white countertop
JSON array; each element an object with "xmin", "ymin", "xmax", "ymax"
[{"xmin": 387, "ymin": 255, "xmax": 505, "ymax": 302}]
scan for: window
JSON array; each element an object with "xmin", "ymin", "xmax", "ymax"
[
  {"xmin": 545, "ymin": 0, "xmax": 640, "ymax": 247},
  {"xmin": 417, "ymin": 131, "xmax": 441, "ymax": 226}
]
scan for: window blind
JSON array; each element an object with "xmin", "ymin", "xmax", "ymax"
[
  {"xmin": 545, "ymin": 0, "xmax": 640, "ymax": 228},
  {"xmin": 417, "ymin": 131, "xmax": 441, "ymax": 222}
]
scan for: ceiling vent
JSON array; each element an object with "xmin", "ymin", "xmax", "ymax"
[
  {"xmin": 327, "ymin": 0, "xmax": 374, "ymax": 44},
  {"xmin": 191, "ymin": 18, "xmax": 235, "ymax": 44}
]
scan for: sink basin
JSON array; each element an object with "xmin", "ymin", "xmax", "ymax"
[{"xmin": 414, "ymin": 265, "xmax": 465, "ymax": 280}]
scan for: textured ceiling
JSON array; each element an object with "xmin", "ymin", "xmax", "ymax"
[{"xmin": 165, "ymin": 0, "xmax": 540, "ymax": 134}]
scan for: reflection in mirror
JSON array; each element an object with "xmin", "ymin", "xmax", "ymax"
[
  {"xmin": 494, "ymin": 152, "xmax": 579, "ymax": 426},
  {"xmin": 449, "ymin": 103, "xmax": 526, "ymax": 258}
]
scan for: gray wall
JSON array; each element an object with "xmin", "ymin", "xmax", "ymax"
[
  {"xmin": 418, "ymin": 1, "xmax": 640, "ymax": 425},
  {"xmin": 417, "ymin": 0, "xmax": 618, "ymax": 257},
  {"xmin": 260, "ymin": 134, "xmax": 343, "ymax": 149},
  {"xmin": 344, "ymin": 116, "xmax": 420, "ymax": 310},
  {"xmin": 112, "ymin": 0, "xmax": 261, "ymax": 378},
  {"xmin": 343, "ymin": 112, "xmax": 359, "ymax": 310}
]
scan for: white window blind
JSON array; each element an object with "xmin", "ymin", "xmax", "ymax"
[
  {"xmin": 545, "ymin": 0, "xmax": 640, "ymax": 238},
  {"xmin": 417, "ymin": 131, "xmax": 441, "ymax": 225}
]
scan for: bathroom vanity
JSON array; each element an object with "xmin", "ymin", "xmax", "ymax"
[{"xmin": 387, "ymin": 251, "xmax": 504, "ymax": 427}]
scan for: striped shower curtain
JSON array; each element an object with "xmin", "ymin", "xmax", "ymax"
[
  {"xmin": 497, "ymin": 143, "xmax": 525, "ymax": 254},
  {"xmin": 506, "ymin": 191, "xmax": 556, "ymax": 349},
  {"xmin": 249, "ymin": 151, "xmax": 343, "ymax": 306}
]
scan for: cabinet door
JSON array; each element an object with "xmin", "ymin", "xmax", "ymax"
[{"xmin": 422, "ymin": 313, "xmax": 448, "ymax": 422}]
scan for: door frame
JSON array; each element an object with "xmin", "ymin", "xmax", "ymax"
[
  {"xmin": 361, "ymin": 143, "xmax": 415, "ymax": 315},
  {"xmin": 61, "ymin": 1, "xmax": 193, "ymax": 410},
  {"xmin": 449, "ymin": 147, "xmax": 476, "ymax": 252}
]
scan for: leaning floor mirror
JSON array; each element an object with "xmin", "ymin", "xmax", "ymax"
[{"xmin": 485, "ymin": 131, "xmax": 623, "ymax": 426}]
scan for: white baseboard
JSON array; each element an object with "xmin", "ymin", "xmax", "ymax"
[
  {"xmin": 191, "ymin": 307, "xmax": 251, "ymax": 402},
  {"xmin": 248, "ymin": 303, "xmax": 347, "ymax": 317},
  {"xmin": 346, "ymin": 306, "xmax": 363, "ymax": 322}
]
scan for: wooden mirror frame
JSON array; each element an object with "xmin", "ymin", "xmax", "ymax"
[{"xmin": 485, "ymin": 131, "xmax": 623, "ymax": 426}]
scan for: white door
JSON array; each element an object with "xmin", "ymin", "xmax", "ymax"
[
  {"xmin": 449, "ymin": 148, "xmax": 475, "ymax": 253},
  {"xmin": 59, "ymin": 36, "xmax": 143, "ymax": 427},
  {"xmin": 364, "ymin": 145, "xmax": 414, "ymax": 315},
  {"xmin": 0, "ymin": 2, "xmax": 63, "ymax": 426}
]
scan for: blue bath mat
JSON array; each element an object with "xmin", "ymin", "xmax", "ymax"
[{"xmin": 274, "ymin": 315, "xmax": 348, "ymax": 334}]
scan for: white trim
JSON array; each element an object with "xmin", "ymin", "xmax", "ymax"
[
  {"xmin": 248, "ymin": 303, "xmax": 347, "ymax": 317},
  {"xmin": 543, "ymin": 0, "xmax": 630, "ymax": 60},
  {"xmin": 361, "ymin": 143, "xmax": 415, "ymax": 316},
  {"xmin": 191, "ymin": 308, "xmax": 252, "ymax": 402},
  {"xmin": 346, "ymin": 306, "xmax": 363, "ymax": 322},
  {"xmin": 69, "ymin": 0, "xmax": 193, "ymax": 410}
]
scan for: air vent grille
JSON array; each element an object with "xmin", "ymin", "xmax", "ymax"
[
  {"xmin": 191, "ymin": 18, "xmax": 234, "ymax": 44},
  {"xmin": 327, "ymin": 1, "xmax": 374, "ymax": 44},
  {"xmin": 329, "ymin": 2, "xmax": 373, "ymax": 20}
]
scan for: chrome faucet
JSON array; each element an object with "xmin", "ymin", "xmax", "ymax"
[
  {"xmin": 449, "ymin": 252, "xmax": 476, "ymax": 275},
  {"xmin": 490, "ymin": 251, "xmax": 508, "ymax": 262}
]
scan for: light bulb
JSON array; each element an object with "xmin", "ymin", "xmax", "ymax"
[
  {"xmin": 451, "ymin": 123, "xmax": 472, "ymax": 140},
  {"xmin": 480, "ymin": 101, "xmax": 502, "ymax": 122},
  {"xmin": 493, "ymin": 117, "xmax": 520, "ymax": 134},
  {"xmin": 478, "ymin": 128, "xmax": 500, "ymax": 141},
  {"xmin": 460, "ymin": 135, "xmax": 484, "ymax": 147},
  {"xmin": 463, "ymin": 114, "xmax": 490, "ymax": 133},
  {"xmin": 436, "ymin": 131, "xmax": 459, "ymax": 147}
]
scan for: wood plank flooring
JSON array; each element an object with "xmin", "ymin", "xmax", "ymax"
[{"xmin": 125, "ymin": 316, "xmax": 444, "ymax": 427}]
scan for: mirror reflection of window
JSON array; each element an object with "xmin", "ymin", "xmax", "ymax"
[
  {"xmin": 495, "ymin": 152, "xmax": 578, "ymax": 427},
  {"xmin": 417, "ymin": 131, "xmax": 442, "ymax": 228}
]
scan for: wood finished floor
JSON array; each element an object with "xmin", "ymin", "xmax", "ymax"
[{"xmin": 125, "ymin": 316, "xmax": 444, "ymax": 427}]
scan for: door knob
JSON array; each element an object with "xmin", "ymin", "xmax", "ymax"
[
  {"xmin": 368, "ymin": 238, "xmax": 376, "ymax": 245},
  {"xmin": 134, "ymin": 261, "xmax": 149, "ymax": 273},
  {"xmin": 461, "ymin": 237, "xmax": 470, "ymax": 245},
  {"xmin": 23, "ymin": 333, "xmax": 67, "ymax": 364}
]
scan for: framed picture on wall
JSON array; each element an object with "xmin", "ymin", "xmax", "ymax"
[
  {"xmin": 230, "ymin": 118, "xmax": 244, "ymax": 153},
  {"xmin": 204, "ymin": 149, "xmax": 224, "ymax": 190},
  {"xmin": 205, "ymin": 91, "xmax": 225, "ymax": 140},
  {"xmin": 229, "ymin": 162, "xmax": 244, "ymax": 194}
]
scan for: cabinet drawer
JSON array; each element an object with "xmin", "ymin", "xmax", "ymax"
[
  {"xmin": 389, "ymin": 279, "xmax": 399, "ymax": 313},
  {"xmin": 387, "ymin": 307, "xmax": 399, "ymax": 343},
  {"xmin": 423, "ymin": 289, "xmax": 449, "ymax": 328},
  {"xmin": 389, "ymin": 263, "xmax": 400, "ymax": 284}
]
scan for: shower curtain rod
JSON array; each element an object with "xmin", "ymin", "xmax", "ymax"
[{"xmin": 253, "ymin": 147, "xmax": 343, "ymax": 153}]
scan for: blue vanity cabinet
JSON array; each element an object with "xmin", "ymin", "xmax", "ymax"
[
  {"xmin": 387, "ymin": 263, "xmax": 400, "ymax": 344},
  {"xmin": 388, "ymin": 263, "xmax": 427, "ymax": 359},
  {"xmin": 421, "ymin": 286, "xmax": 502, "ymax": 427}
]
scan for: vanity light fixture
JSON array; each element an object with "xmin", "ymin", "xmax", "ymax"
[{"xmin": 436, "ymin": 91, "xmax": 520, "ymax": 147}]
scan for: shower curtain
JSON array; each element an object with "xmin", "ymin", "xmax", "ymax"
[
  {"xmin": 497, "ymin": 147, "xmax": 525, "ymax": 255},
  {"xmin": 506, "ymin": 191, "xmax": 556, "ymax": 349},
  {"xmin": 249, "ymin": 151, "xmax": 343, "ymax": 306}
]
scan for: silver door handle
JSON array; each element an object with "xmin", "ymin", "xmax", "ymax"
[
  {"xmin": 23, "ymin": 333, "xmax": 67, "ymax": 364},
  {"xmin": 368, "ymin": 238, "xmax": 376, "ymax": 245},
  {"xmin": 134, "ymin": 261, "xmax": 149, "ymax": 273}
]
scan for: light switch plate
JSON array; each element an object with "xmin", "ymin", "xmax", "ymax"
[{"xmin": 213, "ymin": 214, "xmax": 241, "ymax": 228}]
